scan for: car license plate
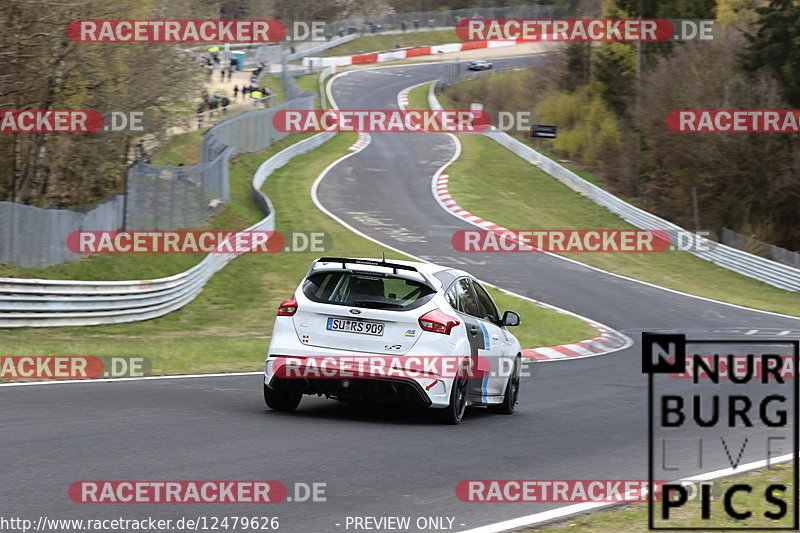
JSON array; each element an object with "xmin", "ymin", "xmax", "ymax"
[{"xmin": 326, "ymin": 317, "xmax": 384, "ymax": 336}]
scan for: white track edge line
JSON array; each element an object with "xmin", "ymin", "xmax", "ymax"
[
  {"xmin": 457, "ymin": 452, "xmax": 797, "ymax": 533},
  {"xmin": 0, "ymin": 371, "xmax": 262, "ymax": 388}
]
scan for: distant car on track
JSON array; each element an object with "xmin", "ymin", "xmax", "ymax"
[
  {"xmin": 263, "ymin": 257, "xmax": 522, "ymax": 424},
  {"xmin": 467, "ymin": 60, "xmax": 493, "ymax": 71}
]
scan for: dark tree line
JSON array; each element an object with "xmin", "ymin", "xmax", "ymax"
[{"xmin": 447, "ymin": 0, "xmax": 800, "ymax": 249}]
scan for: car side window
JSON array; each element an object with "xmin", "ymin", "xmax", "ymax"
[
  {"xmin": 472, "ymin": 280, "xmax": 501, "ymax": 324},
  {"xmin": 454, "ymin": 278, "xmax": 481, "ymax": 317},
  {"xmin": 445, "ymin": 285, "xmax": 459, "ymax": 310}
]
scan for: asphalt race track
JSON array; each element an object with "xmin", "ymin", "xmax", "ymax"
[{"xmin": 2, "ymin": 58, "xmax": 799, "ymax": 532}]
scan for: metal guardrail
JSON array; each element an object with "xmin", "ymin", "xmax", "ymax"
[
  {"xmin": 428, "ymin": 83, "xmax": 800, "ymax": 292},
  {"xmin": 0, "ymin": 118, "xmax": 332, "ymax": 328}
]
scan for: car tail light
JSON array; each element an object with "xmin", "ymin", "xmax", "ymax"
[
  {"xmin": 419, "ymin": 309, "xmax": 460, "ymax": 335},
  {"xmin": 277, "ymin": 296, "xmax": 298, "ymax": 316}
]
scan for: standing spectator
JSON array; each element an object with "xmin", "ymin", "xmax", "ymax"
[
  {"xmin": 242, "ymin": 85, "xmax": 249, "ymax": 97},
  {"xmin": 220, "ymin": 96, "xmax": 230, "ymax": 115},
  {"xmin": 401, "ymin": 21, "xmax": 407, "ymax": 33},
  {"xmin": 227, "ymin": 68, "xmax": 232, "ymax": 82},
  {"xmin": 230, "ymin": 57, "xmax": 237, "ymax": 71},
  {"xmin": 414, "ymin": 19, "xmax": 420, "ymax": 30},
  {"xmin": 220, "ymin": 68, "xmax": 226, "ymax": 82},
  {"xmin": 206, "ymin": 65, "xmax": 213, "ymax": 82},
  {"xmin": 428, "ymin": 18, "xmax": 435, "ymax": 29},
  {"xmin": 233, "ymin": 85, "xmax": 239, "ymax": 99},
  {"xmin": 196, "ymin": 102, "xmax": 206, "ymax": 128}
]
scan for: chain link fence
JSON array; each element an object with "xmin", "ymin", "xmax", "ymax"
[
  {"xmin": 0, "ymin": 197, "xmax": 124, "ymax": 268},
  {"xmin": 124, "ymin": 89, "xmax": 315, "ymax": 232},
  {"xmin": 721, "ymin": 228, "xmax": 800, "ymax": 268},
  {"xmin": 1, "ymin": 76, "xmax": 316, "ymax": 267}
]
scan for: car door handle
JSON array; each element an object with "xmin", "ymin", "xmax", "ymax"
[
  {"xmin": 491, "ymin": 335, "xmax": 499, "ymax": 341},
  {"xmin": 469, "ymin": 325, "xmax": 479, "ymax": 335}
]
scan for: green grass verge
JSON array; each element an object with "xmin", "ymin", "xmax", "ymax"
[
  {"xmin": 439, "ymin": 71, "xmax": 645, "ymax": 201},
  {"xmin": 150, "ymin": 130, "xmax": 204, "ymax": 166},
  {"xmin": 322, "ymin": 30, "xmax": 457, "ymax": 56},
  {"xmin": 446, "ymin": 134, "xmax": 800, "ymax": 316},
  {"xmin": 295, "ymin": 73, "xmax": 322, "ymax": 109},
  {"xmin": 528, "ymin": 464, "xmax": 794, "ymax": 531},
  {"xmin": 407, "ymin": 82, "xmax": 432, "ymax": 110},
  {"xmin": 295, "ymin": 73, "xmax": 321, "ymax": 95},
  {"xmin": 0, "ymin": 132, "xmax": 593, "ymax": 378},
  {"xmin": 258, "ymin": 74, "xmax": 284, "ymax": 105}
]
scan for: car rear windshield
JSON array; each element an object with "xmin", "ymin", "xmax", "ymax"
[{"xmin": 303, "ymin": 271, "xmax": 435, "ymax": 310}]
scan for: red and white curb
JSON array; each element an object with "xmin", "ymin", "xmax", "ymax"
[
  {"xmin": 433, "ymin": 170, "xmax": 628, "ymax": 361},
  {"xmin": 303, "ymin": 40, "xmax": 517, "ymax": 68},
  {"xmin": 522, "ymin": 325, "xmax": 626, "ymax": 361},
  {"xmin": 348, "ymin": 132, "xmax": 371, "ymax": 151},
  {"xmin": 398, "ymin": 88, "xmax": 411, "ymax": 108}
]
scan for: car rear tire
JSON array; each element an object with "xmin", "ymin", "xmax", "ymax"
[
  {"xmin": 264, "ymin": 384, "xmax": 302, "ymax": 411},
  {"xmin": 435, "ymin": 372, "xmax": 469, "ymax": 425},
  {"xmin": 489, "ymin": 356, "xmax": 520, "ymax": 415}
]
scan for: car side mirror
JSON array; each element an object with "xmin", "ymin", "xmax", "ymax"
[{"xmin": 502, "ymin": 311, "xmax": 520, "ymax": 327}]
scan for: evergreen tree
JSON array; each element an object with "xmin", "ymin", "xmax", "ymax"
[{"xmin": 741, "ymin": 0, "xmax": 800, "ymax": 106}]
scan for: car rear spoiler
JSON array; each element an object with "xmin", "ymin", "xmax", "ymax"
[{"xmin": 314, "ymin": 257, "xmax": 419, "ymax": 274}]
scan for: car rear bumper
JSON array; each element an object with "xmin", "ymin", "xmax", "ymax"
[
  {"xmin": 264, "ymin": 355, "xmax": 452, "ymax": 408},
  {"xmin": 266, "ymin": 374, "xmax": 433, "ymax": 406}
]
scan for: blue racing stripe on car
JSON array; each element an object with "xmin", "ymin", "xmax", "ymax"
[{"xmin": 479, "ymin": 322, "xmax": 490, "ymax": 350}]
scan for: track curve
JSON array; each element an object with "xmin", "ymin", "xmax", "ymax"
[{"xmin": 1, "ymin": 57, "xmax": 798, "ymax": 533}]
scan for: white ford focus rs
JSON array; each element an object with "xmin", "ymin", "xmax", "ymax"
[{"xmin": 263, "ymin": 257, "xmax": 523, "ymax": 424}]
